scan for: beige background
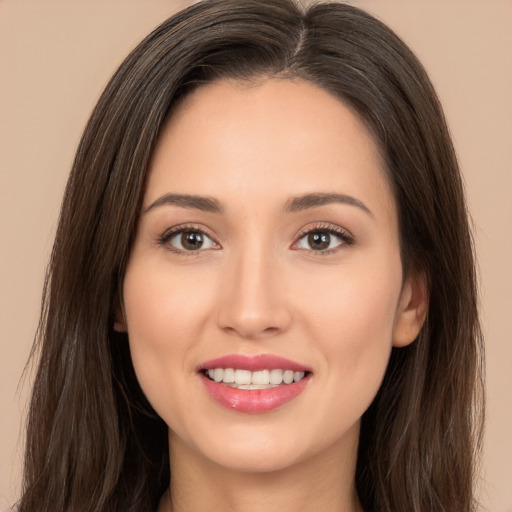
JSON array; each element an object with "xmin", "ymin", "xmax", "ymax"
[{"xmin": 0, "ymin": 1, "xmax": 510, "ymax": 510}]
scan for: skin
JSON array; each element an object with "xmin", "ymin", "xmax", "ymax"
[{"xmin": 116, "ymin": 78, "xmax": 427, "ymax": 512}]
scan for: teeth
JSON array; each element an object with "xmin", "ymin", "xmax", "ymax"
[
  {"xmin": 223, "ymin": 367, "xmax": 235, "ymax": 383},
  {"xmin": 293, "ymin": 371, "xmax": 304, "ymax": 382},
  {"xmin": 283, "ymin": 370, "xmax": 294, "ymax": 384},
  {"xmin": 205, "ymin": 368, "xmax": 306, "ymax": 387},
  {"xmin": 269, "ymin": 369, "xmax": 283, "ymax": 385},
  {"xmin": 251, "ymin": 370, "xmax": 270, "ymax": 385},
  {"xmin": 234, "ymin": 369, "xmax": 251, "ymax": 385}
]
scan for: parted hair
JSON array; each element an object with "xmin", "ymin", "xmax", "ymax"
[{"xmin": 18, "ymin": 1, "xmax": 484, "ymax": 511}]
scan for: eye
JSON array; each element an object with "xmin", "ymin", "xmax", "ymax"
[
  {"xmin": 294, "ymin": 227, "xmax": 353, "ymax": 253},
  {"xmin": 160, "ymin": 227, "xmax": 219, "ymax": 253}
]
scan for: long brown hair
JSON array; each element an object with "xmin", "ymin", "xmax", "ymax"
[{"xmin": 18, "ymin": 1, "xmax": 484, "ymax": 511}]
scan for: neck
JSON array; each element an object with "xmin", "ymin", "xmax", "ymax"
[{"xmin": 158, "ymin": 427, "xmax": 363, "ymax": 512}]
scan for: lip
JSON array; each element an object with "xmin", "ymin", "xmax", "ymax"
[
  {"xmin": 199, "ymin": 353, "xmax": 311, "ymax": 373},
  {"xmin": 198, "ymin": 353, "xmax": 312, "ymax": 413}
]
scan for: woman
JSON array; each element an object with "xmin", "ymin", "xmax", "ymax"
[{"xmin": 18, "ymin": 1, "xmax": 484, "ymax": 511}]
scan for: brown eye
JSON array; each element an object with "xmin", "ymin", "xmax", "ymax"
[
  {"xmin": 167, "ymin": 229, "xmax": 217, "ymax": 252},
  {"xmin": 307, "ymin": 232, "xmax": 331, "ymax": 251},
  {"xmin": 181, "ymin": 231, "xmax": 204, "ymax": 250},
  {"xmin": 294, "ymin": 227, "xmax": 352, "ymax": 253}
]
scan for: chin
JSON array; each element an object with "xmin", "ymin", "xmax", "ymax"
[
  {"xmin": 172, "ymin": 417, "xmax": 360, "ymax": 476},
  {"xmin": 169, "ymin": 420, "xmax": 313, "ymax": 474},
  {"xmin": 201, "ymin": 440, "xmax": 307, "ymax": 474}
]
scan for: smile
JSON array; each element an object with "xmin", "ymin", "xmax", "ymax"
[
  {"xmin": 204, "ymin": 368, "xmax": 307, "ymax": 389},
  {"xmin": 199, "ymin": 354, "xmax": 312, "ymax": 413}
]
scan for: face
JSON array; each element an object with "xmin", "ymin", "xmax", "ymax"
[{"xmin": 118, "ymin": 78, "xmax": 425, "ymax": 474}]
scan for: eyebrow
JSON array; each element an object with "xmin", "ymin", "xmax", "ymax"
[
  {"xmin": 144, "ymin": 192, "xmax": 372, "ymax": 217},
  {"xmin": 144, "ymin": 194, "xmax": 223, "ymax": 214},
  {"xmin": 284, "ymin": 193, "xmax": 373, "ymax": 217}
]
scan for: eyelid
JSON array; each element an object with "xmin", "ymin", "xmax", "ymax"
[
  {"xmin": 156, "ymin": 221, "xmax": 353, "ymax": 256},
  {"xmin": 157, "ymin": 223, "xmax": 221, "ymax": 254},
  {"xmin": 291, "ymin": 222, "xmax": 355, "ymax": 253}
]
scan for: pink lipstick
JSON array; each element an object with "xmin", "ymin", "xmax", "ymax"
[{"xmin": 198, "ymin": 354, "xmax": 312, "ymax": 413}]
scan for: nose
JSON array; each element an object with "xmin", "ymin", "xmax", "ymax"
[{"xmin": 216, "ymin": 244, "xmax": 292, "ymax": 340}]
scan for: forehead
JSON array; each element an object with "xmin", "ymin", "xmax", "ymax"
[
  {"xmin": 146, "ymin": 78, "xmax": 394, "ymax": 221},
  {"xmin": 161, "ymin": 78, "xmax": 382, "ymax": 166}
]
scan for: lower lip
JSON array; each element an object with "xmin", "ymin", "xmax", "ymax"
[{"xmin": 200, "ymin": 373, "xmax": 311, "ymax": 413}]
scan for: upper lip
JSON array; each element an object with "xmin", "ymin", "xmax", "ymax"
[{"xmin": 198, "ymin": 354, "xmax": 311, "ymax": 373}]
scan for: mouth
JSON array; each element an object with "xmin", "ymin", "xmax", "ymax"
[
  {"xmin": 202, "ymin": 368, "xmax": 308, "ymax": 389},
  {"xmin": 198, "ymin": 354, "xmax": 312, "ymax": 413}
]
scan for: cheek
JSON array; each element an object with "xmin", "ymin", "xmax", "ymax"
[
  {"xmin": 301, "ymin": 258, "xmax": 400, "ymax": 334},
  {"xmin": 124, "ymin": 257, "xmax": 212, "ymax": 342},
  {"xmin": 296, "ymin": 257, "xmax": 402, "ymax": 399},
  {"xmin": 121, "ymin": 260, "xmax": 212, "ymax": 414}
]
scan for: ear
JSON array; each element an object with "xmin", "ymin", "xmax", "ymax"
[
  {"xmin": 113, "ymin": 294, "xmax": 128, "ymax": 333},
  {"xmin": 392, "ymin": 270, "xmax": 429, "ymax": 347}
]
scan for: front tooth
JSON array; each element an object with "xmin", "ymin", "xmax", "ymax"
[
  {"xmin": 283, "ymin": 370, "xmax": 294, "ymax": 384},
  {"xmin": 213, "ymin": 368, "xmax": 224, "ymax": 383},
  {"xmin": 234, "ymin": 369, "xmax": 252, "ymax": 385},
  {"xmin": 269, "ymin": 369, "xmax": 283, "ymax": 385},
  {"xmin": 223, "ymin": 368, "xmax": 235, "ymax": 383},
  {"xmin": 251, "ymin": 370, "xmax": 270, "ymax": 385},
  {"xmin": 293, "ymin": 371, "xmax": 305, "ymax": 382}
]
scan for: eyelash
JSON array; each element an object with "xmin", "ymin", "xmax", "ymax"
[
  {"xmin": 293, "ymin": 223, "xmax": 355, "ymax": 255},
  {"xmin": 157, "ymin": 224, "xmax": 219, "ymax": 257},
  {"xmin": 157, "ymin": 222, "xmax": 355, "ymax": 256}
]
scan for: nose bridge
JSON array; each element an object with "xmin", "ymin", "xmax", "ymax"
[{"xmin": 217, "ymin": 234, "xmax": 291, "ymax": 339}]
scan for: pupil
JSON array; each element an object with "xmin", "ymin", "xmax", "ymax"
[
  {"xmin": 182, "ymin": 231, "xmax": 203, "ymax": 250},
  {"xmin": 308, "ymin": 232, "xmax": 330, "ymax": 250}
]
